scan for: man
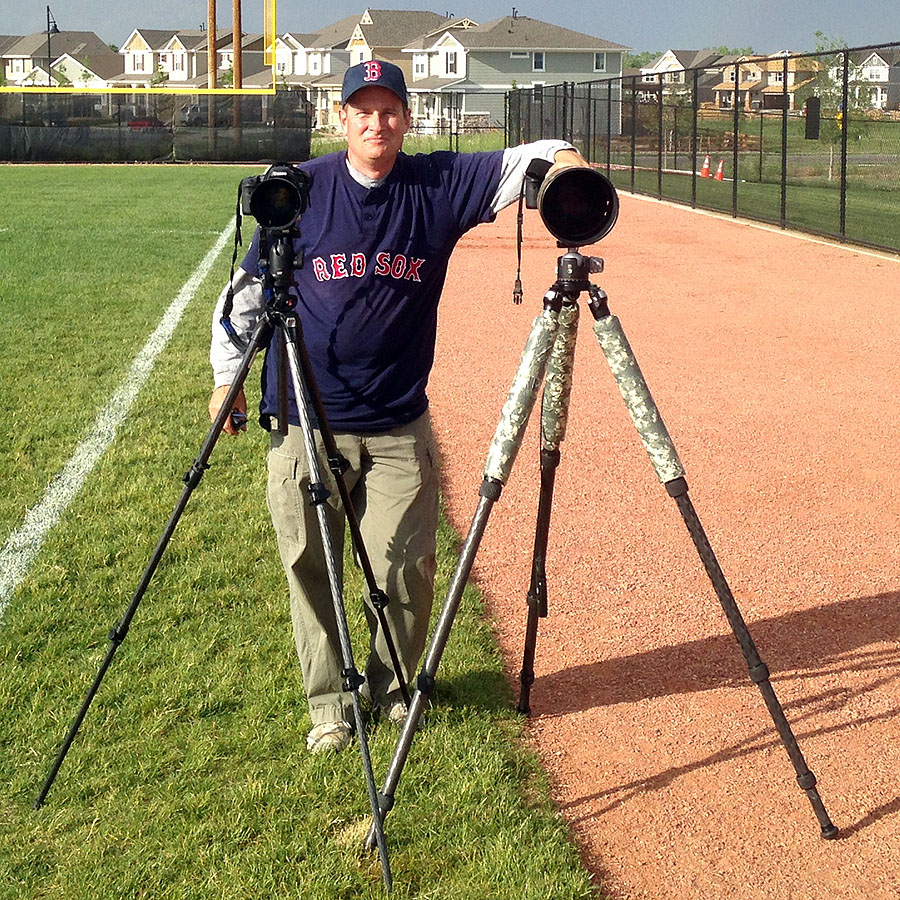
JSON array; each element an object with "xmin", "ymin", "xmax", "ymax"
[{"xmin": 209, "ymin": 60, "xmax": 589, "ymax": 753}]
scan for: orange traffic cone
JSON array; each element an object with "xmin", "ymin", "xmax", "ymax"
[
  {"xmin": 714, "ymin": 159, "xmax": 724, "ymax": 181},
  {"xmin": 700, "ymin": 155, "xmax": 710, "ymax": 177}
]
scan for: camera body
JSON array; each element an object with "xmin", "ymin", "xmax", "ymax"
[{"xmin": 240, "ymin": 163, "xmax": 312, "ymax": 230}]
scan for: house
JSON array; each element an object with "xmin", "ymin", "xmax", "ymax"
[
  {"xmin": 48, "ymin": 48, "xmax": 124, "ymax": 89},
  {"xmin": 113, "ymin": 28, "xmax": 234, "ymax": 87},
  {"xmin": 300, "ymin": 10, "xmax": 453, "ymax": 128},
  {"xmin": 845, "ymin": 49, "xmax": 900, "ymax": 110},
  {"xmin": 639, "ymin": 49, "xmax": 731, "ymax": 104},
  {"xmin": 2, "ymin": 31, "xmax": 116, "ymax": 86},
  {"xmin": 710, "ymin": 54, "xmax": 820, "ymax": 111},
  {"xmin": 401, "ymin": 13, "xmax": 628, "ymax": 133}
]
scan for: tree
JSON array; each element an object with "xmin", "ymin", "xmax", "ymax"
[
  {"xmin": 711, "ymin": 45, "xmax": 755, "ymax": 56},
  {"xmin": 624, "ymin": 51, "xmax": 659, "ymax": 69},
  {"xmin": 809, "ymin": 31, "xmax": 867, "ymax": 179}
]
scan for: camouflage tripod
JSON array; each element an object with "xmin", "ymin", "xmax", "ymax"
[{"xmin": 367, "ymin": 249, "xmax": 838, "ymax": 851}]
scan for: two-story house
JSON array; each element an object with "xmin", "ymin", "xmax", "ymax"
[
  {"xmin": 639, "ymin": 50, "xmax": 730, "ymax": 105},
  {"xmin": 113, "ymin": 28, "xmax": 265, "ymax": 88},
  {"xmin": 710, "ymin": 54, "xmax": 821, "ymax": 111},
  {"xmin": 302, "ymin": 10, "xmax": 453, "ymax": 128},
  {"xmin": 846, "ymin": 49, "xmax": 900, "ymax": 110},
  {"xmin": 402, "ymin": 14, "xmax": 628, "ymax": 133},
  {"xmin": 3, "ymin": 31, "xmax": 115, "ymax": 87}
]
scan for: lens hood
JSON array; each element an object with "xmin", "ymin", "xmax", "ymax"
[{"xmin": 536, "ymin": 166, "xmax": 619, "ymax": 246}]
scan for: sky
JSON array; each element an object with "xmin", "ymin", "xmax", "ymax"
[{"xmin": 2, "ymin": 0, "xmax": 896, "ymax": 56}]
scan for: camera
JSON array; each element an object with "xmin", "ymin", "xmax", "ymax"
[
  {"xmin": 240, "ymin": 163, "xmax": 312, "ymax": 230},
  {"xmin": 524, "ymin": 160, "xmax": 619, "ymax": 247}
]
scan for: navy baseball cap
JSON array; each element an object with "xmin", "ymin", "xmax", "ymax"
[{"xmin": 341, "ymin": 59, "xmax": 408, "ymax": 107}]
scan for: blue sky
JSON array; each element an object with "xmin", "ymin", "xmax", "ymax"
[{"xmin": 3, "ymin": 1, "xmax": 895, "ymax": 55}]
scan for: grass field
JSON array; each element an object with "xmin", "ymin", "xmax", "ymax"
[
  {"xmin": 604, "ymin": 161, "xmax": 900, "ymax": 250},
  {"xmin": 0, "ymin": 166, "xmax": 598, "ymax": 899}
]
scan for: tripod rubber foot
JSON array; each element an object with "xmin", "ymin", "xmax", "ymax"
[{"xmin": 821, "ymin": 824, "xmax": 840, "ymax": 840}]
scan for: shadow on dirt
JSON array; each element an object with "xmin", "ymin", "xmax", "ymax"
[{"xmin": 528, "ymin": 590, "xmax": 900, "ymax": 715}]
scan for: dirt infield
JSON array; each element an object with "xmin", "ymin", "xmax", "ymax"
[{"xmin": 428, "ymin": 195, "xmax": 900, "ymax": 900}]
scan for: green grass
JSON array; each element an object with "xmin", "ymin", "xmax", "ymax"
[{"xmin": 0, "ymin": 165, "xmax": 599, "ymax": 900}]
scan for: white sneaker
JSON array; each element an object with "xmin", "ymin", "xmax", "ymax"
[
  {"xmin": 385, "ymin": 700, "xmax": 408, "ymax": 726},
  {"xmin": 306, "ymin": 721, "xmax": 352, "ymax": 753}
]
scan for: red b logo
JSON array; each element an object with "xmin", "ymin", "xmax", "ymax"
[{"xmin": 363, "ymin": 61, "xmax": 382, "ymax": 82}]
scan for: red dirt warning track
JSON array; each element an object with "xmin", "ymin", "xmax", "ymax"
[{"xmin": 429, "ymin": 195, "xmax": 900, "ymax": 900}]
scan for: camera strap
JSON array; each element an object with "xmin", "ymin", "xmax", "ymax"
[
  {"xmin": 513, "ymin": 158, "xmax": 554, "ymax": 305},
  {"xmin": 513, "ymin": 186, "xmax": 525, "ymax": 305},
  {"xmin": 220, "ymin": 185, "xmax": 247, "ymax": 350}
]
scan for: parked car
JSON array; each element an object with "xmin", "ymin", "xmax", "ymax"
[{"xmin": 129, "ymin": 116, "xmax": 166, "ymax": 131}]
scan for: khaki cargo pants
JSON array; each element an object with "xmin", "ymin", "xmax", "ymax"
[{"xmin": 266, "ymin": 411, "xmax": 440, "ymax": 727}]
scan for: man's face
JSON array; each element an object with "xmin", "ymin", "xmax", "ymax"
[{"xmin": 339, "ymin": 86, "xmax": 411, "ymax": 172}]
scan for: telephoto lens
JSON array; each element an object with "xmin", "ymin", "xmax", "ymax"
[{"xmin": 537, "ymin": 166, "xmax": 619, "ymax": 246}]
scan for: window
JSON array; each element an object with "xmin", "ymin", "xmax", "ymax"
[
  {"xmin": 414, "ymin": 58, "xmax": 427, "ymax": 76},
  {"xmin": 593, "ymin": 52, "xmax": 606, "ymax": 72},
  {"xmin": 510, "ymin": 51, "xmax": 529, "ymax": 59},
  {"xmin": 533, "ymin": 51, "xmax": 545, "ymax": 72},
  {"xmin": 446, "ymin": 51, "xmax": 457, "ymax": 75}
]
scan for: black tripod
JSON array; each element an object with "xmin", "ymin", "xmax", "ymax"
[
  {"xmin": 33, "ymin": 223, "xmax": 403, "ymax": 889},
  {"xmin": 368, "ymin": 248, "xmax": 839, "ymax": 849}
]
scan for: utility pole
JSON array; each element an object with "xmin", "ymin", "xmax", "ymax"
[{"xmin": 207, "ymin": 0, "xmax": 217, "ymax": 89}]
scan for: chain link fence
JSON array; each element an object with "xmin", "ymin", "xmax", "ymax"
[
  {"xmin": 507, "ymin": 42, "xmax": 900, "ymax": 254},
  {"xmin": 3, "ymin": 43, "xmax": 899, "ymax": 253},
  {"xmin": 0, "ymin": 90, "xmax": 312, "ymax": 162}
]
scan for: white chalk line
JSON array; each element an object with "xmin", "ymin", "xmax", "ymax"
[{"xmin": 0, "ymin": 221, "xmax": 235, "ymax": 621}]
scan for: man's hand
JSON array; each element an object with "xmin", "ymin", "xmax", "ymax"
[
  {"xmin": 545, "ymin": 148, "xmax": 591, "ymax": 182},
  {"xmin": 209, "ymin": 384, "xmax": 247, "ymax": 435}
]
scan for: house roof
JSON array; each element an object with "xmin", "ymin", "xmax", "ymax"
[
  {"xmin": 438, "ymin": 16, "xmax": 629, "ymax": 52},
  {"xmin": 0, "ymin": 35, "xmax": 22, "ymax": 54},
  {"xmin": 354, "ymin": 10, "xmax": 453, "ymax": 49},
  {"xmin": 57, "ymin": 47, "xmax": 123, "ymax": 80},
  {"xmin": 6, "ymin": 31, "xmax": 112, "ymax": 59},
  {"xmin": 404, "ymin": 19, "xmax": 480, "ymax": 50},
  {"xmin": 406, "ymin": 73, "xmax": 469, "ymax": 91},
  {"xmin": 123, "ymin": 29, "xmax": 233, "ymax": 52},
  {"xmin": 306, "ymin": 13, "xmax": 362, "ymax": 50},
  {"xmin": 281, "ymin": 32, "xmax": 321, "ymax": 48}
]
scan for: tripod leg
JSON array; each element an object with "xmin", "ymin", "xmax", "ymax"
[
  {"xmin": 34, "ymin": 314, "xmax": 273, "ymax": 810},
  {"xmin": 277, "ymin": 317, "xmax": 393, "ymax": 889},
  {"xmin": 365, "ymin": 292, "xmax": 565, "ymax": 850},
  {"xmin": 518, "ymin": 301, "xmax": 580, "ymax": 715},
  {"xmin": 587, "ymin": 290, "xmax": 839, "ymax": 839},
  {"xmin": 288, "ymin": 323, "xmax": 409, "ymax": 706}
]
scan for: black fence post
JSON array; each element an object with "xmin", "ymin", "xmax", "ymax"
[
  {"xmin": 606, "ymin": 78, "xmax": 612, "ymax": 176},
  {"xmin": 780, "ymin": 55, "xmax": 788, "ymax": 228},
  {"xmin": 691, "ymin": 68, "xmax": 699, "ymax": 208},
  {"xmin": 840, "ymin": 48, "xmax": 849, "ymax": 239},
  {"xmin": 504, "ymin": 91, "xmax": 509, "ymax": 148},
  {"xmin": 630, "ymin": 76, "xmax": 637, "ymax": 190},
  {"xmin": 732, "ymin": 62, "xmax": 740, "ymax": 216},
  {"xmin": 585, "ymin": 81, "xmax": 592, "ymax": 162},
  {"xmin": 657, "ymin": 73, "xmax": 664, "ymax": 198}
]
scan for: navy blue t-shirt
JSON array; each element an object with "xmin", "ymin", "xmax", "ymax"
[{"xmin": 241, "ymin": 149, "xmax": 504, "ymax": 432}]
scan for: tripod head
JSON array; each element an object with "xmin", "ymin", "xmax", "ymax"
[
  {"xmin": 555, "ymin": 249, "xmax": 603, "ymax": 293},
  {"xmin": 257, "ymin": 225, "xmax": 303, "ymax": 313}
]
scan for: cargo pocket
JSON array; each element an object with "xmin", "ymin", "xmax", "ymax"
[{"xmin": 266, "ymin": 449, "xmax": 303, "ymax": 546}]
